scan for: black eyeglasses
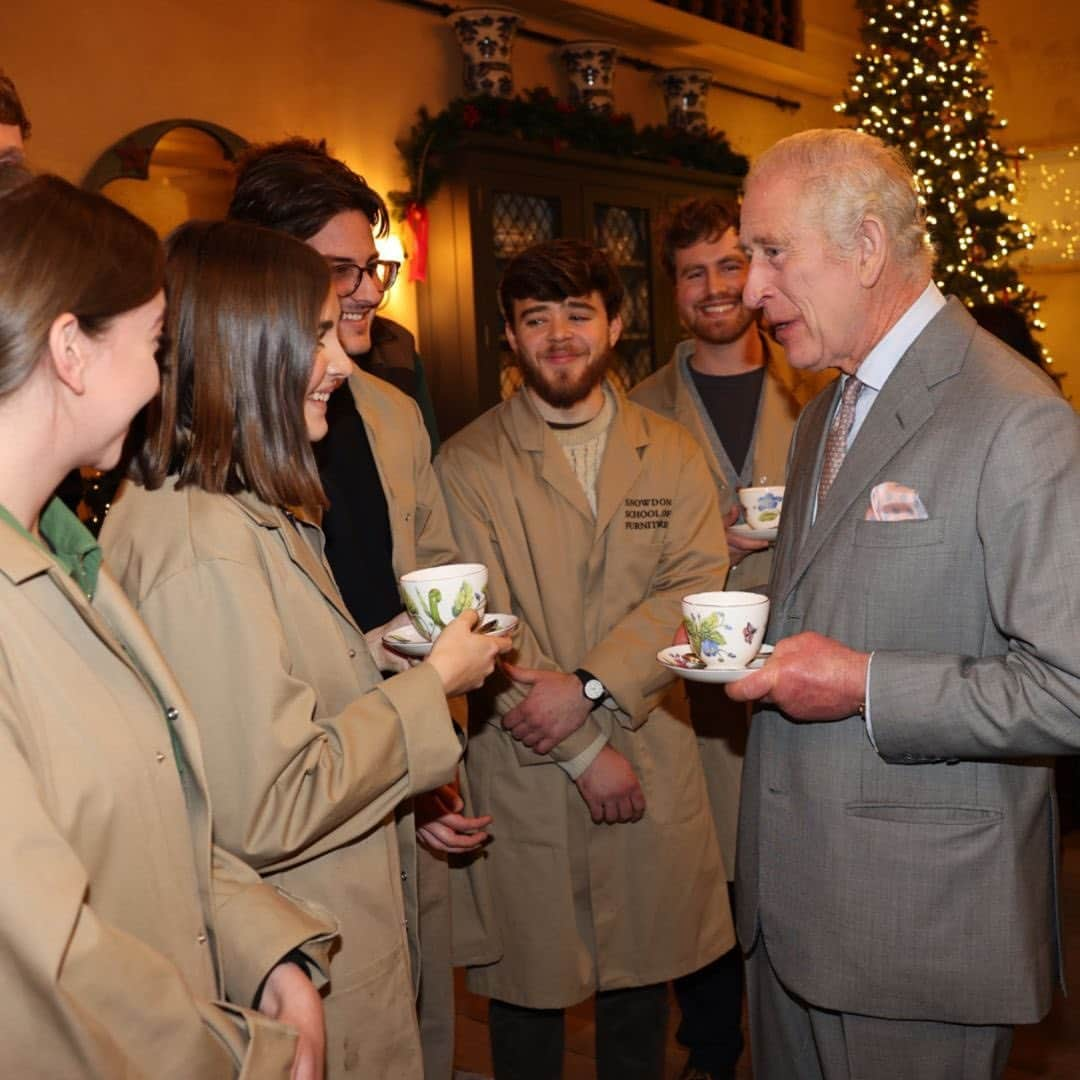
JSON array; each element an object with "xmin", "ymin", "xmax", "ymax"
[{"xmin": 329, "ymin": 259, "xmax": 401, "ymax": 297}]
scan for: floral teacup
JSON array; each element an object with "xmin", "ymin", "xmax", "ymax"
[
  {"xmin": 399, "ymin": 563, "xmax": 488, "ymax": 641},
  {"xmin": 681, "ymin": 591, "xmax": 770, "ymax": 669},
  {"xmin": 737, "ymin": 486, "xmax": 784, "ymax": 531}
]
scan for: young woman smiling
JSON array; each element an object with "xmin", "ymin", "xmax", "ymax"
[{"xmin": 101, "ymin": 219, "xmax": 509, "ymax": 1079}]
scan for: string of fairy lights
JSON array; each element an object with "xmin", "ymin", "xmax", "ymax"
[
  {"xmin": 1026, "ymin": 146, "xmax": 1080, "ymax": 263},
  {"xmin": 836, "ymin": 0, "xmax": 1053, "ymax": 365}
]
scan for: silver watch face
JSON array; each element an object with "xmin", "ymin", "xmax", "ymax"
[{"xmin": 584, "ymin": 678, "xmax": 605, "ymax": 701}]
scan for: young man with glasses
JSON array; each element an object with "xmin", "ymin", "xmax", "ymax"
[{"xmin": 229, "ymin": 138, "xmax": 476, "ymax": 1080}]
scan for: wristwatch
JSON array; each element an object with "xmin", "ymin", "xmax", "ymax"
[{"xmin": 573, "ymin": 668, "xmax": 606, "ymax": 703}]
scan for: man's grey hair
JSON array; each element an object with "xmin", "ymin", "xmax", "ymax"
[{"xmin": 747, "ymin": 128, "xmax": 934, "ymax": 276}]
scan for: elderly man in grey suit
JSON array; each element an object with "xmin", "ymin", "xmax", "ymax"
[{"xmin": 728, "ymin": 127, "xmax": 1080, "ymax": 1079}]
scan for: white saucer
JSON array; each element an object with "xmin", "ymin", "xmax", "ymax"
[
  {"xmin": 383, "ymin": 614, "xmax": 519, "ymax": 658},
  {"xmin": 731, "ymin": 522, "xmax": 779, "ymax": 542},
  {"xmin": 656, "ymin": 644, "xmax": 774, "ymax": 684}
]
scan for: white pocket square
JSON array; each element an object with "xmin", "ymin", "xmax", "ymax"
[{"xmin": 865, "ymin": 482, "xmax": 929, "ymax": 521}]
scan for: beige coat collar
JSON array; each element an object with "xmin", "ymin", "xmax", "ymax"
[
  {"xmin": 499, "ymin": 382, "xmax": 651, "ymax": 537},
  {"xmin": 228, "ymin": 490, "xmax": 361, "ymax": 634}
]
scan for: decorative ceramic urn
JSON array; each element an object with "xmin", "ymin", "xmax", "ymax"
[
  {"xmin": 659, "ymin": 68, "xmax": 713, "ymax": 135},
  {"xmin": 447, "ymin": 6, "xmax": 523, "ymax": 99},
  {"xmin": 558, "ymin": 40, "xmax": 619, "ymax": 111}
]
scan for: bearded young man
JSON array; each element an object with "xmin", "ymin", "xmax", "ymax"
[{"xmin": 436, "ymin": 239, "xmax": 733, "ymax": 1079}]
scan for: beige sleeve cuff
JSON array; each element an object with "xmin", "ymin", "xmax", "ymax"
[
  {"xmin": 378, "ymin": 662, "xmax": 462, "ymax": 795},
  {"xmin": 213, "ymin": 868, "xmax": 338, "ymax": 1006},
  {"xmin": 554, "ymin": 728, "xmax": 610, "ymax": 780}
]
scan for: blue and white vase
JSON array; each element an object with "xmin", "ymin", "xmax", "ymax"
[
  {"xmin": 659, "ymin": 67, "xmax": 713, "ymax": 135},
  {"xmin": 447, "ymin": 6, "xmax": 522, "ymax": 99},
  {"xmin": 559, "ymin": 40, "xmax": 619, "ymax": 111}
]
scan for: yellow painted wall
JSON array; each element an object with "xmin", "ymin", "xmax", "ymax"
[
  {"xmin": 982, "ymin": 0, "xmax": 1080, "ymax": 400},
  {"xmin": 5, "ymin": 0, "xmax": 853, "ymax": 337},
  {"xmin": 5, "ymin": 0, "xmax": 1076, "ymax": 398}
]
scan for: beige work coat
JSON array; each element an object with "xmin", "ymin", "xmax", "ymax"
[
  {"xmin": 0, "ymin": 513, "xmax": 336, "ymax": 1077},
  {"xmin": 436, "ymin": 386, "xmax": 734, "ymax": 1009},
  {"xmin": 345, "ymin": 364, "xmax": 467, "ymax": 1077},
  {"xmin": 631, "ymin": 334, "xmax": 819, "ymax": 592},
  {"xmin": 630, "ymin": 337, "xmax": 819, "ymax": 876},
  {"xmin": 102, "ymin": 480, "xmax": 462, "ymax": 1079},
  {"xmin": 347, "ymin": 365, "xmax": 457, "ymax": 577}
]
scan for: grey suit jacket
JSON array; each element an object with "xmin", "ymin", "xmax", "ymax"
[{"xmin": 738, "ymin": 297, "xmax": 1080, "ymax": 1025}]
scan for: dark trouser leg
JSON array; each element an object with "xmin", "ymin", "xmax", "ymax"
[
  {"xmin": 673, "ymin": 944, "xmax": 744, "ymax": 1075},
  {"xmin": 595, "ymin": 982, "xmax": 669, "ymax": 1080},
  {"xmin": 488, "ymin": 998, "xmax": 564, "ymax": 1080},
  {"xmin": 674, "ymin": 881, "xmax": 744, "ymax": 1075}
]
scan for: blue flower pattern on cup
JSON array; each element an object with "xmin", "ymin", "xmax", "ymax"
[
  {"xmin": 684, "ymin": 610, "xmax": 736, "ymax": 664},
  {"xmin": 754, "ymin": 490, "xmax": 782, "ymax": 522}
]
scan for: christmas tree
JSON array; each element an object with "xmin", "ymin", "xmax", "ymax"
[{"xmin": 836, "ymin": 0, "xmax": 1050, "ymax": 364}]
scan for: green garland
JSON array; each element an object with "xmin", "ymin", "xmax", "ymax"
[{"xmin": 389, "ymin": 87, "xmax": 749, "ymax": 220}]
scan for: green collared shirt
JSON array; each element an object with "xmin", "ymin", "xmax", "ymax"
[{"xmin": 0, "ymin": 498, "xmax": 102, "ymax": 598}]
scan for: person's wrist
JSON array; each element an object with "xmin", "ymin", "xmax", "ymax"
[{"xmin": 573, "ymin": 668, "xmax": 606, "ymax": 703}]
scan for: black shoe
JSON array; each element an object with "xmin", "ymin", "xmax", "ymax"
[{"xmin": 679, "ymin": 1065, "xmax": 735, "ymax": 1080}]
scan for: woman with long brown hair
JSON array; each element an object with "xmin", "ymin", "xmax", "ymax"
[
  {"xmin": 102, "ymin": 219, "xmax": 509, "ymax": 1078},
  {"xmin": 0, "ymin": 176, "xmax": 336, "ymax": 1077}
]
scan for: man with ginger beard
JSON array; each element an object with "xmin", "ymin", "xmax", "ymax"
[
  {"xmin": 436, "ymin": 239, "xmax": 733, "ymax": 1079},
  {"xmin": 631, "ymin": 198, "xmax": 821, "ymax": 1079}
]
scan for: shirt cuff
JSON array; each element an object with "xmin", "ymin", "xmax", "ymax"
[
  {"xmin": 863, "ymin": 651, "xmax": 878, "ymax": 751},
  {"xmin": 555, "ymin": 729, "xmax": 610, "ymax": 780}
]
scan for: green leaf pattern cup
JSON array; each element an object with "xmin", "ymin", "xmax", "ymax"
[{"xmin": 399, "ymin": 563, "xmax": 488, "ymax": 641}]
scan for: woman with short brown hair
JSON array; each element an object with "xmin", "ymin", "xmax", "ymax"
[{"xmin": 103, "ymin": 219, "xmax": 508, "ymax": 1079}]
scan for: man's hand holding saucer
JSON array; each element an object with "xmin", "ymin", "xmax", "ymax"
[{"xmin": 726, "ymin": 630, "xmax": 870, "ymax": 722}]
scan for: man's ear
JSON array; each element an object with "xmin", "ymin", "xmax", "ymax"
[
  {"xmin": 607, "ymin": 311, "xmax": 624, "ymax": 349},
  {"xmin": 856, "ymin": 214, "xmax": 888, "ymax": 288},
  {"xmin": 47, "ymin": 313, "xmax": 89, "ymax": 395},
  {"xmin": 504, "ymin": 319, "xmax": 519, "ymax": 356}
]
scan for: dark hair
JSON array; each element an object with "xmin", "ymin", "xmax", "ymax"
[
  {"xmin": 658, "ymin": 198, "xmax": 738, "ymax": 278},
  {"xmin": 228, "ymin": 137, "xmax": 389, "ymax": 241},
  {"xmin": 498, "ymin": 239, "xmax": 625, "ymax": 324},
  {"xmin": 0, "ymin": 175, "xmax": 162, "ymax": 400},
  {"xmin": 969, "ymin": 303, "xmax": 1043, "ymax": 367},
  {"xmin": 0, "ymin": 148, "xmax": 32, "ymax": 197},
  {"xmin": 133, "ymin": 220, "xmax": 330, "ymax": 511},
  {"xmin": 0, "ymin": 71, "xmax": 30, "ymax": 140}
]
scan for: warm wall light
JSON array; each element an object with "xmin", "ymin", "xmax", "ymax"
[{"xmin": 376, "ymin": 232, "xmax": 406, "ymax": 274}]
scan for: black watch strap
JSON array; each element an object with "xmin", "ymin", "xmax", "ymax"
[{"xmin": 573, "ymin": 668, "xmax": 606, "ymax": 702}]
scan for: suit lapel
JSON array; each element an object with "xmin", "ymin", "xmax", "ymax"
[
  {"xmin": 771, "ymin": 387, "xmax": 834, "ymax": 600},
  {"xmin": 778, "ymin": 306, "xmax": 971, "ymax": 603}
]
